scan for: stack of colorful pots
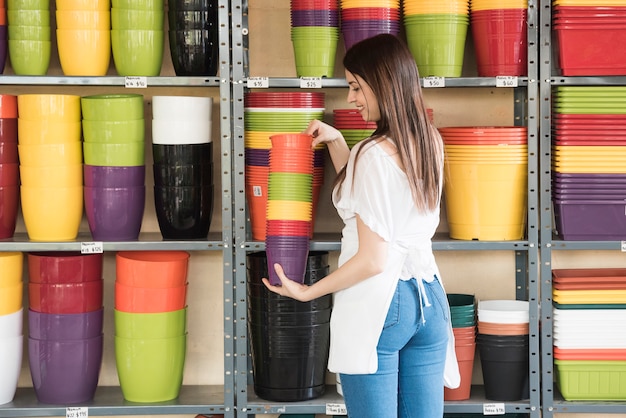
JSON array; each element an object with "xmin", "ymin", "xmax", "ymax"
[
  {"xmin": 168, "ymin": 0, "xmax": 218, "ymax": 76},
  {"xmin": 0, "ymin": 0, "xmax": 6, "ymax": 73},
  {"xmin": 81, "ymin": 93, "xmax": 146, "ymax": 241},
  {"xmin": 6, "ymin": 0, "xmax": 50, "ymax": 75},
  {"xmin": 111, "ymin": 0, "xmax": 164, "ymax": 76},
  {"xmin": 27, "ymin": 251, "xmax": 104, "ymax": 404},
  {"xmin": 340, "ymin": 0, "xmax": 401, "ymax": 51},
  {"xmin": 403, "ymin": 0, "xmax": 469, "ymax": 77},
  {"xmin": 439, "ymin": 126, "xmax": 528, "ymax": 240},
  {"xmin": 290, "ymin": 0, "xmax": 339, "ymax": 77},
  {"xmin": 247, "ymin": 251, "xmax": 332, "ymax": 402},
  {"xmin": 552, "ymin": 86, "xmax": 626, "ymax": 240},
  {"xmin": 17, "ymin": 94, "xmax": 83, "ymax": 241},
  {"xmin": 151, "ymin": 95, "xmax": 214, "ymax": 239},
  {"xmin": 114, "ymin": 251, "xmax": 189, "ymax": 403},
  {"xmin": 444, "ymin": 293, "xmax": 476, "ymax": 401},
  {"xmin": 0, "ymin": 94, "xmax": 18, "ymax": 239},
  {"xmin": 265, "ymin": 133, "xmax": 313, "ymax": 287},
  {"xmin": 476, "ymin": 299, "xmax": 530, "ymax": 401},
  {"xmin": 55, "ymin": 0, "xmax": 111, "ymax": 76},
  {"xmin": 333, "ymin": 108, "xmax": 377, "ymax": 148},
  {"xmin": 552, "ymin": 267, "xmax": 626, "ymax": 401},
  {"xmin": 244, "ymin": 91, "xmax": 325, "ymax": 241},
  {"xmin": 470, "ymin": 0, "xmax": 528, "ymax": 77},
  {"xmin": 0, "ymin": 252, "xmax": 23, "ymax": 405},
  {"xmin": 553, "ymin": 0, "xmax": 626, "ymax": 76}
]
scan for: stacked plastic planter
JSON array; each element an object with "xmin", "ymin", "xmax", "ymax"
[
  {"xmin": 111, "ymin": 0, "xmax": 164, "ymax": 76},
  {"xmin": 553, "ymin": 0, "xmax": 626, "ymax": 76},
  {"xmin": 0, "ymin": 252, "xmax": 23, "ymax": 405},
  {"xmin": 552, "ymin": 268, "xmax": 626, "ymax": 400},
  {"xmin": 0, "ymin": 0, "xmax": 5, "ymax": 73},
  {"xmin": 0, "ymin": 95, "xmax": 18, "ymax": 239},
  {"xmin": 476, "ymin": 300, "xmax": 530, "ymax": 401},
  {"xmin": 27, "ymin": 252, "xmax": 104, "ymax": 404},
  {"xmin": 114, "ymin": 251, "xmax": 189, "ymax": 402},
  {"xmin": 290, "ymin": 0, "xmax": 339, "ymax": 77},
  {"xmin": 470, "ymin": 0, "xmax": 528, "ymax": 76},
  {"xmin": 444, "ymin": 294, "xmax": 476, "ymax": 401},
  {"xmin": 247, "ymin": 251, "xmax": 332, "ymax": 402},
  {"xmin": 403, "ymin": 0, "xmax": 469, "ymax": 77},
  {"xmin": 17, "ymin": 94, "xmax": 83, "ymax": 241},
  {"xmin": 265, "ymin": 133, "xmax": 313, "ymax": 286},
  {"xmin": 552, "ymin": 86, "xmax": 626, "ymax": 240},
  {"xmin": 81, "ymin": 94, "xmax": 146, "ymax": 241},
  {"xmin": 168, "ymin": 0, "xmax": 219, "ymax": 76},
  {"xmin": 6, "ymin": 0, "xmax": 50, "ymax": 75},
  {"xmin": 333, "ymin": 108, "xmax": 376, "ymax": 148},
  {"xmin": 244, "ymin": 91, "xmax": 325, "ymax": 240},
  {"xmin": 55, "ymin": 0, "xmax": 110, "ymax": 76},
  {"xmin": 152, "ymin": 96, "xmax": 214, "ymax": 239},
  {"xmin": 439, "ymin": 126, "xmax": 528, "ymax": 240},
  {"xmin": 340, "ymin": 0, "xmax": 401, "ymax": 51}
]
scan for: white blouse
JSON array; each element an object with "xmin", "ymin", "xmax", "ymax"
[{"xmin": 328, "ymin": 139, "xmax": 460, "ymax": 389}]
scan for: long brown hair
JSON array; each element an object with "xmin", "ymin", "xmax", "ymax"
[{"xmin": 334, "ymin": 34, "xmax": 444, "ymax": 212}]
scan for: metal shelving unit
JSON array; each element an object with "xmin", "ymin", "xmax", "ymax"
[
  {"xmin": 539, "ymin": 0, "xmax": 626, "ymax": 416},
  {"xmin": 0, "ymin": 0, "xmax": 235, "ymax": 417},
  {"xmin": 231, "ymin": 0, "xmax": 540, "ymax": 416}
]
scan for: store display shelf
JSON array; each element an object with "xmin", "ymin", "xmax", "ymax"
[
  {"xmin": 243, "ymin": 233, "xmax": 530, "ymax": 253},
  {"xmin": 243, "ymin": 77, "xmax": 530, "ymax": 89},
  {"xmin": 551, "ymin": 76, "xmax": 626, "ymax": 86},
  {"xmin": 0, "ymin": 386, "xmax": 226, "ymax": 417},
  {"xmin": 243, "ymin": 385, "xmax": 533, "ymax": 415},
  {"xmin": 551, "ymin": 391, "xmax": 626, "ymax": 414},
  {"xmin": 549, "ymin": 237, "xmax": 626, "ymax": 251},
  {"xmin": 0, "ymin": 76, "xmax": 222, "ymax": 87},
  {"xmin": 0, "ymin": 232, "xmax": 225, "ymax": 252}
]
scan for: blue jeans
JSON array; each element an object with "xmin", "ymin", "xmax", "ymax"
[{"xmin": 339, "ymin": 277, "xmax": 450, "ymax": 418}]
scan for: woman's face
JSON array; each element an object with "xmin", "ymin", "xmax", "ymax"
[{"xmin": 345, "ymin": 70, "xmax": 380, "ymax": 122}]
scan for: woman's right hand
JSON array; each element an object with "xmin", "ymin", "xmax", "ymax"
[
  {"xmin": 304, "ymin": 119, "xmax": 351, "ymax": 172},
  {"xmin": 304, "ymin": 119, "xmax": 345, "ymax": 149}
]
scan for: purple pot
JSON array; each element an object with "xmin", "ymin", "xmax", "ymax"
[
  {"xmin": 83, "ymin": 164, "xmax": 146, "ymax": 188},
  {"xmin": 28, "ymin": 308, "xmax": 104, "ymax": 340},
  {"xmin": 84, "ymin": 185, "xmax": 145, "ymax": 241},
  {"xmin": 29, "ymin": 334, "xmax": 103, "ymax": 404},
  {"xmin": 265, "ymin": 235, "xmax": 310, "ymax": 286}
]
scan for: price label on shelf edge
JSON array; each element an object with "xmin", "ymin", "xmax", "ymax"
[
  {"xmin": 300, "ymin": 77, "xmax": 322, "ymax": 89},
  {"xmin": 326, "ymin": 403, "xmax": 347, "ymax": 415},
  {"xmin": 496, "ymin": 76, "xmax": 519, "ymax": 88},
  {"xmin": 247, "ymin": 76, "xmax": 269, "ymax": 88},
  {"xmin": 124, "ymin": 76, "xmax": 148, "ymax": 88},
  {"xmin": 81, "ymin": 242, "xmax": 104, "ymax": 254},
  {"xmin": 483, "ymin": 403, "xmax": 506, "ymax": 415},
  {"xmin": 422, "ymin": 76, "xmax": 445, "ymax": 88},
  {"xmin": 66, "ymin": 407, "xmax": 88, "ymax": 418}
]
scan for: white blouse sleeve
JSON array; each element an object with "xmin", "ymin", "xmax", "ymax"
[{"xmin": 338, "ymin": 147, "xmax": 401, "ymax": 243}]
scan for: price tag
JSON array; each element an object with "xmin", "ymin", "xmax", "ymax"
[
  {"xmin": 300, "ymin": 77, "xmax": 322, "ymax": 89},
  {"xmin": 483, "ymin": 403, "xmax": 506, "ymax": 415},
  {"xmin": 496, "ymin": 76, "xmax": 519, "ymax": 88},
  {"xmin": 125, "ymin": 76, "xmax": 148, "ymax": 88},
  {"xmin": 422, "ymin": 76, "xmax": 445, "ymax": 88},
  {"xmin": 326, "ymin": 403, "xmax": 348, "ymax": 415},
  {"xmin": 66, "ymin": 407, "xmax": 88, "ymax": 418},
  {"xmin": 81, "ymin": 242, "xmax": 104, "ymax": 254},
  {"xmin": 252, "ymin": 185, "xmax": 263, "ymax": 197},
  {"xmin": 247, "ymin": 76, "xmax": 269, "ymax": 88}
]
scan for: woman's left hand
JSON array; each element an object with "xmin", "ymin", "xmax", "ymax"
[{"xmin": 262, "ymin": 263, "xmax": 313, "ymax": 302}]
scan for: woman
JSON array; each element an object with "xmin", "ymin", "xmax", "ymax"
[{"xmin": 262, "ymin": 34, "xmax": 459, "ymax": 418}]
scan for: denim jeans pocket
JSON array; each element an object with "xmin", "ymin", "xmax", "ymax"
[
  {"xmin": 425, "ymin": 278, "xmax": 450, "ymax": 322},
  {"xmin": 383, "ymin": 283, "xmax": 400, "ymax": 329}
]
